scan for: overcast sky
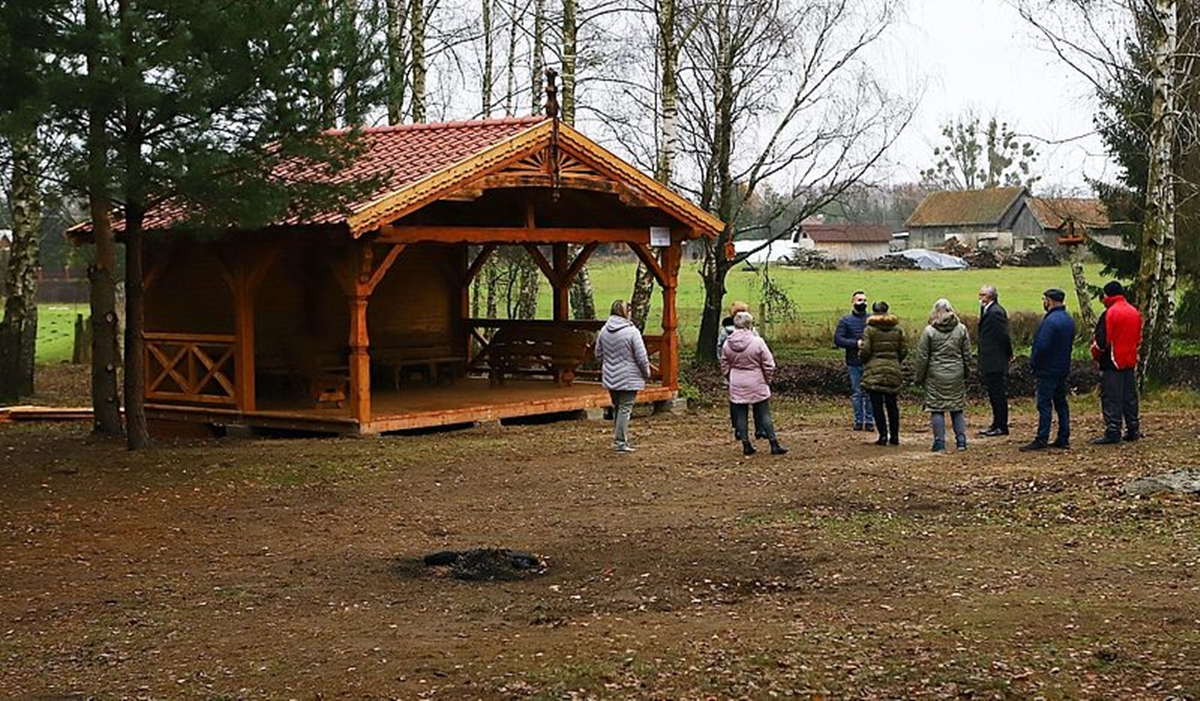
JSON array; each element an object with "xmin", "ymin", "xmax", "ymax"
[{"xmin": 879, "ymin": 0, "xmax": 1120, "ymax": 194}]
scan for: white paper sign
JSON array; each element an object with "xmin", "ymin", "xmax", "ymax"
[{"xmin": 649, "ymin": 226, "xmax": 671, "ymax": 246}]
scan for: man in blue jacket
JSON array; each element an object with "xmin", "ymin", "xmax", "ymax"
[
  {"xmin": 834, "ymin": 290, "xmax": 872, "ymax": 431},
  {"xmin": 1020, "ymin": 288, "xmax": 1076, "ymax": 451}
]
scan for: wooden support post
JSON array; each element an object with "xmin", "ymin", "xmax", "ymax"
[
  {"xmin": 348, "ymin": 292, "xmax": 371, "ymax": 424},
  {"xmin": 660, "ymin": 241, "xmax": 683, "ymax": 391},
  {"xmin": 232, "ymin": 264, "xmax": 256, "ymax": 411},
  {"xmin": 552, "ymin": 243, "xmax": 570, "ymax": 321}
]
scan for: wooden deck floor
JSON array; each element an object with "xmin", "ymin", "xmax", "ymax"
[{"xmin": 145, "ymin": 378, "xmax": 677, "ymax": 435}]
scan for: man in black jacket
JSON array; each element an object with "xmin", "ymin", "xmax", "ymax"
[{"xmin": 977, "ymin": 285, "xmax": 1013, "ymax": 436}]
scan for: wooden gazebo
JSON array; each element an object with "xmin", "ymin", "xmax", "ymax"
[{"xmin": 76, "ymin": 116, "xmax": 722, "ymax": 435}]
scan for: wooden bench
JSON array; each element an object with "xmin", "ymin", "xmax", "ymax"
[
  {"xmin": 372, "ymin": 343, "xmax": 464, "ymax": 388},
  {"xmin": 487, "ymin": 324, "xmax": 596, "ymax": 386}
]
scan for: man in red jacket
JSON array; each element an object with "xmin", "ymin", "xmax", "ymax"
[{"xmin": 1089, "ymin": 281, "xmax": 1142, "ymax": 444}]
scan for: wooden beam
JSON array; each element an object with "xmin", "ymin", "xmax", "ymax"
[
  {"xmin": 246, "ymin": 242, "xmax": 283, "ymax": 292},
  {"xmin": 563, "ymin": 243, "xmax": 598, "ymax": 286},
  {"xmin": 552, "ymin": 243, "xmax": 569, "ymax": 322},
  {"xmin": 379, "ymin": 225, "xmax": 652, "ymax": 245},
  {"xmin": 364, "ymin": 243, "xmax": 406, "ymax": 295},
  {"xmin": 231, "ymin": 260, "xmax": 257, "ymax": 411},
  {"xmin": 468, "ymin": 173, "xmax": 657, "ymax": 207},
  {"xmin": 629, "ymin": 243, "xmax": 667, "ymax": 287},
  {"xmin": 522, "ymin": 244, "xmax": 559, "ymax": 287},
  {"xmin": 464, "ymin": 244, "xmax": 497, "ymax": 286}
]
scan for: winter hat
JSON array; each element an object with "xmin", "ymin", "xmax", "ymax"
[
  {"xmin": 1103, "ymin": 281, "xmax": 1124, "ymax": 298},
  {"xmin": 872, "ymin": 301, "xmax": 889, "ymax": 314},
  {"xmin": 1043, "ymin": 288, "xmax": 1066, "ymax": 302}
]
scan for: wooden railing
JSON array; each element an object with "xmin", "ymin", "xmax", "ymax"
[{"xmin": 145, "ymin": 332, "xmax": 237, "ymax": 405}]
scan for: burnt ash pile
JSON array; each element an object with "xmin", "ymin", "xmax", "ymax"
[{"xmin": 424, "ymin": 549, "xmax": 546, "ymax": 581}]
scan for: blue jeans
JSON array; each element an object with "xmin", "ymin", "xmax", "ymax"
[
  {"xmin": 1035, "ymin": 373, "xmax": 1070, "ymax": 443},
  {"xmin": 609, "ymin": 390, "xmax": 638, "ymax": 447},
  {"xmin": 848, "ymin": 365, "xmax": 871, "ymax": 426}
]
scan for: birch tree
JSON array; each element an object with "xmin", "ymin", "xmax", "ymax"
[
  {"xmin": 1019, "ymin": 0, "xmax": 1197, "ymax": 384},
  {"xmin": 678, "ymin": 0, "xmax": 912, "ymax": 361}
]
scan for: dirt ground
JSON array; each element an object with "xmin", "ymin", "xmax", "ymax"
[{"xmin": 2, "ymin": 369, "xmax": 1199, "ymax": 699}]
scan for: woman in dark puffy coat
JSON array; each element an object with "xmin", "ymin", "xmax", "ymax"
[{"xmin": 859, "ymin": 301, "xmax": 906, "ymax": 446}]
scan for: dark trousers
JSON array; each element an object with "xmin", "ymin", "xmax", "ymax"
[
  {"xmin": 868, "ymin": 391, "xmax": 899, "ymax": 440},
  {"xmin": 1035, "ymin": 373, "xmax": 1070, "ymax": 443},
  {"xmin": 1101, "ymin": 368, "xmax": 1139, "ymax": 437},
  {"xmin": 981, "ymin": 371, "xmax": 1008, "ymax": 430},
  {"xmin": 732, "ymin": 400, "xmax": 777, "ymax": 442}
]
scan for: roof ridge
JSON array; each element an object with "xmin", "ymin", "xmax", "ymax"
[{"xmin": 328, "ymin": 115, "xmax": 547, "ymax": 136}]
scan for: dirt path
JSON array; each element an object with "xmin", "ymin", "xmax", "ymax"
[{"xmin": 2, "ymin": 398, "xmax": 1198, "ymax": 699}]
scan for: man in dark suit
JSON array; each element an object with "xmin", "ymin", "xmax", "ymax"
[{"xmin": 977, "ymin": 285, "xmax": 1013, "ymax": 436}]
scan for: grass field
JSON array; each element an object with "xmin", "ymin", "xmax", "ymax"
[
  {"xmin": 34, "ymin": 263, "xmax": 1111, "ymax": 364},
  {"xmin": 34, "ymin": 303, "xmax": 88, "ymax": 365},
  {"xmin": 552, "ymin": 260, "xmax": 1111, "ymax": 348}
]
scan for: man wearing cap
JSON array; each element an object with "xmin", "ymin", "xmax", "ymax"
[
  {"xmin": 1020, "ymin": 288, "xmax": 1076, "ymax": 451},
  {"xmin": 1089, "ymin": 281, "xmax": 1142, "ymax": 444}
]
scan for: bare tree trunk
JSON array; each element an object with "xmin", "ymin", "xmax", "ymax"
[
  {"xmin": 120, "ymin": 0, "xmax": 148, "ymax": 450},
  {"xmin": 0, "ymin": 128, "xmax": 41, "ymax": 402},
  {"xmin": 85, "ymin": 0, "xmax": 122, "ymax": 436},
  {"xmin": 504, "ymin": 0, "xmax": 520, "ymax": 115},
  {"xmin": 531, "ymin": 0, "xmax": 545, "ymax": 112},
  {"xmin": 514, "ymin": 257, "xmax": 539, "ymax": 319},
  {"xmin": 485, "ymin": 259, "xmax": 500, "ymax": 318},
  {"xmin": 482, "ymin": 0, "xmax": 494, "ymax": 116},
  {"xmin": 561, "ymin": 0, "xmax": 577, "ymax": 122},
  {"xmin": 695, "ymin": 0, "xmax": 736, "ymax": 363},
  {"xmin": 410, "ymin": 0, "xmax": 427, "ymax": 122},
  {"xmin": 123, "ymin": 207, "xmax": 148, "ymax": 450},
  {"xmin": 631, "ymin": 0, "xmax": 680, "ymax": 330},
  {"xmin": 318, "ymin": 0, "xmax": 337, "ymax": 127},
  {"xmin": 1137, "ymin": 0, "xmax": 1179, "ymax": 386},
  {"xmin": 385, "ymin": 0, "xmax": 408, "ymax": 123},
  {"xmin": 1068, "ymin": 246, "xmax": 1097, "ymax": 333},
  {"xmin": 559, "ymin": 0, "xmax": 594, "ymax": 320},
  {"xmin": 696, "ymin": 247, "xmax": 730, "ymax": 363}
]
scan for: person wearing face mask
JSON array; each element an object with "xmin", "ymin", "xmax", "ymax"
[
  {"xmin": 834, "ymin": 290, "xmax": 873, "ymax": 431},
  {"xmin": 976, "ymin": 285, "xmax": 1013, "ymax": 436},
  {"xmin": 1020, "ymin": 288, "xmax": 1076, "ymax": 452}
]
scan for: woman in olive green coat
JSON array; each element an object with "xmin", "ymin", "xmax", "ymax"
[
  {"xmin": 859, "ymin": 301, "xmax": 906, "ymax": 445},
  {"xmin": 914, "ymin": 298, "xmax": 973, "ymax": 452}
]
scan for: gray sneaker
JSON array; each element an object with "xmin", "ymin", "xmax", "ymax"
[{"xmin": 616, "ymin": 443, "xmax": 636, "ymax": 453}]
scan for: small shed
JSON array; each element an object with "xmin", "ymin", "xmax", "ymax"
[
  {"xmin": 71, "ymin": 116, "xmax": 722, "ymax": 435},
  {"xmin": 904, "ymin": 187, "xmax": 1027, "ymax": 250},
  {"xmin": 1019, "ymin": 197, "xmax": 1122, "ymax": 250},
  {"xmin": 793, "ymin": 223, "xmax": 893, "ymax": 262}
]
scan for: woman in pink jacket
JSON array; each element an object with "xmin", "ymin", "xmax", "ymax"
[{"xmin": 720, "ymin": 312, "xmax": 787, "ymax": 456}]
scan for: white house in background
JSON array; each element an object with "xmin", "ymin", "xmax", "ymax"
[{"xmin": 792, "ymin": 222, "xmax": 893, "ymax": 262}]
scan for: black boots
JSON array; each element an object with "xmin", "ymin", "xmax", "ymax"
[{"xmin": 743, "ymin": 439, "xmax": 787, "ymax": 455}]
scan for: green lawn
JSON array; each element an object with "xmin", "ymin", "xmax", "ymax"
[
  {"xmin": 551, "ymin": 260, "xmax": 1112, "ymax": 344},
  {"xmin": 35, "ymin": 304, "xmax": 89, "ymax": 365},
  {"xmin": 34, "ymin": 263, "xmax": 1113, "ymax": 364}
]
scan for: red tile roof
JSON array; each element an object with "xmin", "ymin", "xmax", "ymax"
[
  {"xmin": 801, "ymin": 223, "xmax": 893, "ymax": 243},
  {"xmin": 905, "ymin": 187, "xmax": 1026, "ymax": 227},
  {"xmin": 111, "ymin": 116, "xmax": 549, "ymax": 232},
  {"xmin": 1026, "ymin": 197, "xmax": 1109, "ymax": 230}
]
